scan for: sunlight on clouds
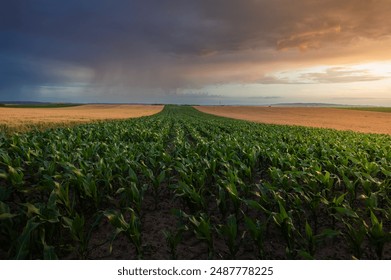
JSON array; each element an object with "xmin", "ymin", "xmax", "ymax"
[
  {"xmin": 350, "ymin": 61, "xmax": 391, "ymax": 77},
  {"xmin": 262, "ymin": 61, "xmax": 391, "ymax": 84},
  {"xmin": 277, "ymin": 25, "xmax": 342, "ymax": 51},
  {"xmin": 3, "ymin": 0, "xmax": 391, "ymax": 105}
]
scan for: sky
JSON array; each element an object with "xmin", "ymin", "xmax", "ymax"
[{"xmin": 1, "ymin": 0, "xmax": 391, "ymax": 105}]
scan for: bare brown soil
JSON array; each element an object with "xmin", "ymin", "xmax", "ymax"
[
  {"xmin": 0, "ymin": 105, "xmax": 163, "ymax": 130},
  {"xmin": 196, "ymin": 106, "xmax": 391, "ymax": 135}
]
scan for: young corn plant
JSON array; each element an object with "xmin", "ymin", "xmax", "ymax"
[
  {"xmin": 0, "ymin": 201, "xmax": 18, "ymax": 258},
  {"xmin": 39, "ymin": 227, "xmax": 58, "ymax": 260},
  {"xmin": 80, "ymin": 174, "xmax": 99, "ymax": 209},
  {"xmin": 141, "ymin": 165, "xmax": 165, "ymax": 209},
  {"xmin": 13, "ymin": 217, "xmax": 42, "ymax": 259},
  {"xmin": 366, "ymin": 211, "xmax": 391, "ymax": 259},
  {"xmin": 62, "ymin": 213, "xmax": 95, "ymax": 259},
  {"xmin": 361, "ymin": 192, "xmax": 382, "ymax": 212},
  {"xmin": 224, "ymin": 182, "xmax": 241, "ymax": 217},
  {"xmin": 298, "ymin": 221, "xmax": 316, "ymax": 259},
  {"xmin": 216, "ymin": 214, "xmax": 240, "ymax": 259},
  {"xmin": 188, "ymin": 213, "xmax": 214, "ymax": 259},
  {"xmin": 162, "ymin": 228, "xmax": 183, "ymax": 260},
  {"xmin": 216, "ymin": 185, "xmax": 228, "ymax": 218},
  {"xmin": 13, "ymin": 191, "xmax": 61, "ymax": 260},
  {"xmin": 272, "ymin": 200, "xmax": 296, "ymax": 259},
  {"xmin": 323, "ymin": 193, "xmax": 358, "ymax": 230},
  {"xmin": 116, "ymin": 182, "xmax": 145, "ymax": 216},
  {"xmin": 243, "ymin": 214, "xmax": 266, "ymax": 259},
  {"xmin": 341, "ymin": 172, "xmax": 358, "ymax": 203},
  {"xmin": 174, "ymin": 182, "xmax": 205, "ymax": 213},
  {"xmin": 301, "ymin": 192, "xmax": 322, "ymax": 234},
  {"xmin": 7, "ymin": 165, "xmax": 24, "ymax": 187},
  {"xmin": 104, "ymin": 208, "xmax": 142, "ymax": 259},
  {"xmin": 343, "ymin": 220, "xmax": 367, "ymax": 259},
  {"xmin": 151, "ymin": 170, "xmax": 166, "ymax": 208},
  {"xmin": 54, "ymin": 181, "xmax": 74, "ymax": 216}
]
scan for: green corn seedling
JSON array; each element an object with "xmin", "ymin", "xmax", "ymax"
[
  {"xmin": 272, "ymin": 201, "xmax": 296, "ymax": 259},
  {"xmin": 216, "ymin": 214, "xmax": 239, "ymax": 258},
  {"xmin": 366, "ymin": 211, "xmax": 391, "ymax": 259},
  {"xmin": 243, "ymin": 214, "xmax": 266, "ymax": 259},
  {"xmin": 343, "ymin": 220, "xmax": 366, "ymax": 259},
  {"xmin": 104, "ymin": 208, "xmax": 142, "ymax": 259},
  {"xmin": 189, "ymin": 214, "xmax": 214, "ymax": 259},
  {"xmin": 62, "ymin": 214, "xmax": 88, "ymax": 259},
  {"xmin": 301, "ymin": 221, "xmax": 316, "ymax": 259},
  {"xmin": 162, "ymin": 228, "xmax": 183, "ymax": 259}
]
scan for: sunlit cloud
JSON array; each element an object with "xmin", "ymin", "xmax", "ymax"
[
  {"xmin": 2, "ymin": 0, "xmax": 391, "ymax": 105},
  {"xmin": 301, "ymin": 67, "xmax": 386, "ymax": 83},
  {"xmin": 259, "ymin": 62, "xmax": 391, "ymax": 85},
  {"xmin": 277, "ymin": 25, "xmax": 342, "ymax": 51}
]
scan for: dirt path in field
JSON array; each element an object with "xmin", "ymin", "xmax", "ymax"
[
  {"xmin": 195, "ymin": 106, "xmax": 391, "ymax": 135},
  {"xmin": 0, "ymin": 104, "xmax": 163, "ymax": 130}
]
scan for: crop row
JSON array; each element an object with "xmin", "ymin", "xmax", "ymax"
[{"xmin": 0, "ymin": 105, "xmax": 390, "ymax": 259}]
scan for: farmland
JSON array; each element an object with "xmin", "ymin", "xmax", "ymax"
[
  {"xmin": 0, "ymin": 105, "xmax": 390, "ymax": 259},
  {"xmin": 0, "ymin": 104, "xmax": 163, "ymax": 133},
  {"xmin": 339, "ymin": 107, "xmax": 391, "ymax": 113},
  {"xmin": 196, "ymin": 106, "xmax": 391, "ymax": 135}
]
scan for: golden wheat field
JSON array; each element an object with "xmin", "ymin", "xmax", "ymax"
[
  {"xmin": 0, "ymin": 105, "xmax": 163, "ymax": 131},
  {"xmin": 196, "ymin": 106, "xmax": 391, "ymax": 135}
]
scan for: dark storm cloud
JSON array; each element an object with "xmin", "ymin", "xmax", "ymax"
[{"xmin": 1, "ymin": 0, "xmax": 391, "ymax": 102}]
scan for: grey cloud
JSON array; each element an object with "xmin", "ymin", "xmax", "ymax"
[
  {"xmin": 2, "ymin": 0, "xmax": 391, "ymax": 102},
  {"xmin": 247, "ymin": 96, "xmax": 282, "ymax": 99},
  {"xmin": 167, "ymin": 91, "xmax": 222, "ymax": 99},
  {"xmin": 6, "ymin": 1, "xmax": 391, "ymax": 59}
]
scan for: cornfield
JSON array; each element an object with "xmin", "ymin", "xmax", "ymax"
[{"xmin": 0, "ymin": 105, "xmax": 390, "ymax": 259}]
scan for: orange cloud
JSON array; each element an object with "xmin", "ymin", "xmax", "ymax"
[{"xmin": 277, "ymin": 25, "xmax": 342, "ymax": 51}]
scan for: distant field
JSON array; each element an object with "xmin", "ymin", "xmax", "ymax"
[
  {"xmin": 0, "ymin": 104, "xmax": 163, "ymax": 133},
  {"xmin": 196, "ymin": 106, "xmax": 391, "ymax": 135},
  {"xmin": 0, "ymin": 103, "xmax": 82, "ymax": 108},
  {"xmin": 338, "ymin": 107, "xmax": 391, "ymax": 113}
]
